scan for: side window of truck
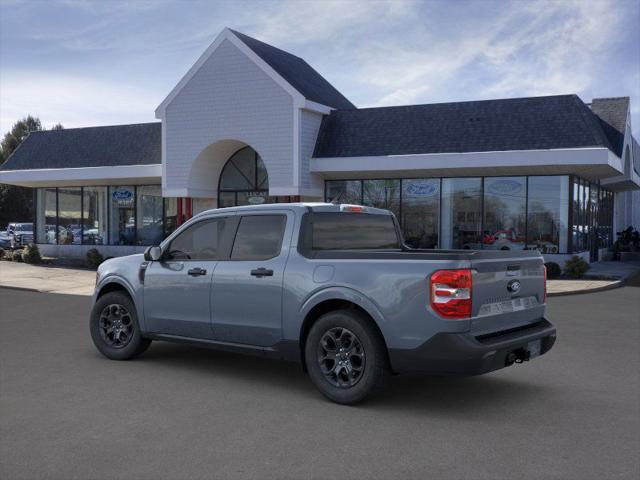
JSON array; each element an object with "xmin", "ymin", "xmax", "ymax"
[
  {"xmin": 166, "ymin": 218, "xmax": 227, "ymax": 260},
  {"xmin": 231, "ymin": 215, "xmax": 286, "ymax": 260}
]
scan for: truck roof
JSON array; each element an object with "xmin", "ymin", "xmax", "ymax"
[{"xmin": 193, "ymin": 203, "xmax": 394, "ymax": 218}]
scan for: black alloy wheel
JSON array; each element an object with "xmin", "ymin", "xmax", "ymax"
[
  {"xmin": 317, "ymin": 327, "xmax": 366, "ymax": 388},
  {"xmin": 305, "ymin": 309, "xmax": 388, "ymax": 405},
  {"xmin": 99, "ymin": 304, "xmax": 134, "ymax": 349},
  {"xmin": 90, "ymin": 291, "xmax": 151, "ymax": 361}
]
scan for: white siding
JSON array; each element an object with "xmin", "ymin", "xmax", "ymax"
[
  {"xmin": 163, "ymin": 39, "xmax": 294, "ymax": 196},
  {"xmin": 299, "ymin": 109, "xmax": 324, "ymax": 195}
]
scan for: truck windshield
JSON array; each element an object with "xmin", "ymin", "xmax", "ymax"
[{"xmin": 312, "ymin": 213, "xmax": 400, "ymax": 250}]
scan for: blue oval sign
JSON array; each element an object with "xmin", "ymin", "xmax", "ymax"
[
  {"xmin": 112, "ymin": 189, "xmax": 133, "ymax": 200},
  {"xmin": 488, "ymin": 180, "xmax": 522, "ymax": 195},
  {"xmin": 405, "ymin": 182, "xmax": 439, "ymax": 197}
]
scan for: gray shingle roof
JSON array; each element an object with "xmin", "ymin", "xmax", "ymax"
[
  {"xmin": 589, "ymin": 97, "xmax": 629, "ymax": 157},
  {"xmin": 230, "ymin": 29, "xmax": 355, "ymax": 110},
  {"xmin": 1, "ymin": 96, "xmax": 627, "ymax": 173},
  {"xmin": 313, "ymin": 95, "xmax": 615, "ymax": 158},
  {"xmin": 1, "ymin": 122, "xmax": 161, "ymax": 171}
]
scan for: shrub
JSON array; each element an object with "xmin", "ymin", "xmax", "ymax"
[
  {"xmin": 86, "ymin": 248, "xmax": 104, "ymax": 270},
  {"xmin": 11, "ymin": 250, "xmax": 24, "ymax": 262},
  {"xmin": 544, "ymin": 262, "xmax": 561, "ymax": 279},
  {"xmin": 563, "ymin": 256, "xmax": 590, "ymax": 279},
  {"xmin": 0, "ymin": 248, "xmax": 5, "ymax": 260},
  {"xmin": 21, "ymin": 244, "xmax": 42, "ymax": 264}
]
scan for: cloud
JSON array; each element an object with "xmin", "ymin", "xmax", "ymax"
[
  {"xmin": 0, "ymin": 0, "xmax": 637, "ymax": 137},
  {"xmin": 0, "ymin": 72, "xmax": 158, "ymax": 132},
  {"xmin": 245, "ymin": 0, "xmax": 412, "ymax": 45},
  {"xmin": 475, "ymin": 0, "xmax": 623, "ymax": 98},
  {"xmin": 228, "ymin": 0, "xmax": 630, "ymax": 109},
  {"xmin": 343, "ymin": 0, "xmax": 624, "ymax": 106}
]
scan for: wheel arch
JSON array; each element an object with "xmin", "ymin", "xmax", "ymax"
[
  {"xmin": 96, "ymin": 277, "xmax": 135, "ymax": 301},
  {"xmin": 94, "ymin": 276, "xmax": 145, "ymax": 330},
  {"xmin": 298, "ymin": 288, "xmax": 390, "ymax": 372}
]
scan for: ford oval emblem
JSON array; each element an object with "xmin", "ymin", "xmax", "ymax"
[
  {"xmin": 507, "ymin": 279, "xmax": 521, "ymax": 294},
  {"xmin": 112, "ymin": 189, "xmax": 133, "ymax": 200},
  {"xmin": 488, "ymin": 179, "xmax": 523, "ymax": 195},
  {"xmin": 405, "ymin": 182, "xmax": 439, "ymax": 197}
]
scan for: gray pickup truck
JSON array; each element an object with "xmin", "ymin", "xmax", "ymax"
[{"xmin": 91, "ymin": 203, "xmax": 556, "ymax": 404}]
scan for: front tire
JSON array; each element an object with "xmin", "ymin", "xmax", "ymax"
[
  {"xmin": 305, "ymin": 309, "xmax": 388, "ymax": 405},
  {"xmin": 90, "ymin": 291, "xmax": 151, "ymax": 360}
]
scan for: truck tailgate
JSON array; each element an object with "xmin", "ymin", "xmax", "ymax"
[{"xmin": 470, "ymin": 251, "xmax": 545, "ymax": 334}]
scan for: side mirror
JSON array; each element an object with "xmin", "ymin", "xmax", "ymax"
[{"xmin": 144, "ymin": 246, "xmax": 162, "ymax": 262}]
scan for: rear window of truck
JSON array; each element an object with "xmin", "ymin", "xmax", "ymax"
[{"xmin": 310, "ymin": 213, "xmax": 400, "ymax": 250}]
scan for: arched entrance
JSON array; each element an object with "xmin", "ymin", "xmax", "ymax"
[{"xmin": 217, "ymin": 146, "xmax": 277, "ymax": 207}]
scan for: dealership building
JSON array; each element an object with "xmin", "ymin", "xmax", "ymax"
[{"xmin": 1, "ymin": 28, "xmax": 638, "ymax": 264}]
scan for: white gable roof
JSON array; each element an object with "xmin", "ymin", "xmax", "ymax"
[{"xmin": 155, "ymin": 28, "xmax": 334, "ymax": 118}]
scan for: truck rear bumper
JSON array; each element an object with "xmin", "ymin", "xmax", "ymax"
[{"xmin": 388, "ymin": 318, "xmax": 556, "ymax": 375}]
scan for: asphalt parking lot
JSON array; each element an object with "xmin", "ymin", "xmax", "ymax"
[{"xmin": 1, "ymin": 284, "xmax": 639, "ymax": 480}]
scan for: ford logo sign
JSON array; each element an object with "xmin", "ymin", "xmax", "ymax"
[
  {"xmin": 507, "ymin": 279, "xmax": 521, "ymax": 294},
  {"xmin": 405, "ymin": 182, "xmax": 439, "ymax": 197},
  {"xmin": 488, "ymin": 180, "xmax": 523, "ymax": 195},
  {"xmin": 247, "ymin": 195, "xmax": 265, "ymax": 205},
  {"xmin": 112, "ymin": 189, "xmax": 133, "ymax": 200}
]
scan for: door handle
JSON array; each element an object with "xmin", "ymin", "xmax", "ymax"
[
  {"xmin": 251, "ymin": 268, "xmax": 274, "ymax": 277},
  {"xmin": 187, "ymin": 267, "xmax": 207, "ymax": 276}
]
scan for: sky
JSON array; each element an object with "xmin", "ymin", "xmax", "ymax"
[{"xmin": 1, "ymin": 0, "xmax": 639, "ymax": 138}]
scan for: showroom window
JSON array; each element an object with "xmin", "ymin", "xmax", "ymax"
[
  {"xmin": 401, "ymin": 179, "xmax": 440, "ymax": 248},
  {"xmin": 57, "ymin": 188, "xmax": 82, "ymax": 245},
  {"xmin": 35, "ymin": 185, "xmax": 179, "ymax": 247},
  {"xmin": 82, "ymin": 187, "xmax": 107, "ymax": 245},
  {"xmin": 569, "ymin": 176, "xmax": 614, "ymax": 255},
  {"xmin": 325, "ymin": 180, "xmax": 362, "ymax": 205},
  {"xmin": 35, "ymin": 188, "xmax": 58, "ymax": 244},
  {"xmin": 136, "ymin": 185, "xmax": 163, "ymax": 245},
  {"xmin": 597, "ymin": 189, "xmax": 613, "ymax": 248},
  {"xmin": 527, "ymin": 176, "xmax": 569, "ymax": 254},
  {"xmin": 589, "ymin": 183, "xmax": 598, "ymax": 254},
  {"xmin": 325, "ymin": 174, "xmax": 595, "ymax": 255},
  {"xmin": 109, "ymin": 186, "xmax": 136, "ymax": 245},
  {"xmin": 483, "ymin": 177, "xmax": 526, "ymax": 251},
  {"xmin": 441, "ymin": 178, "xmax": 482, "ymax": 249},
  {"xmin": 362, "ymin": 179, "xmax": 401, "ymax": 218}
]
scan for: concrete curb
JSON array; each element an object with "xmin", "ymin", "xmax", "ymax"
[
  {"xmin": 547, "ymin": 279, "xmax": 623, "ymax": 297},
  {"xmin": 0, "ymin": 285, "xmax": 42, "ymax": 293},
  {"xmin": 0, "ymin": 285, "xmax": 92, "ymax": 296}
]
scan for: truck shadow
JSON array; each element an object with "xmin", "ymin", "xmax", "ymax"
[
  {"xmin": 370, "ymin": 373, "xmax": 547, "ymax": 415},
  {"xmin": 140, "ymin": 342, "xmax": 548, "ymax": 415}
]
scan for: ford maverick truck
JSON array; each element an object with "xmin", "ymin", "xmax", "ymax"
[{"xmin": 90, "ymin": 203, "xmax": 556, "ymax": 404}]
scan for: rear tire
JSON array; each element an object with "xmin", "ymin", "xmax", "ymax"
[
  {"xmin": 90, "ymin": 291, "xmax": 151, "ymax": 360},
  {"xmin": 305, "ymin": 309, "xmax": 388, "ymax": 405}
]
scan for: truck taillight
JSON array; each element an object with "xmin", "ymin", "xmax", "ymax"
[{"xmin": 429, "ymin": 269, "xmax": 472, "ymax": 319}]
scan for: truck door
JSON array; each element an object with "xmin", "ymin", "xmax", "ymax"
[
  {"xmin": 143, "ymin": 215, "xmax": 233, "ymax": 339},
  {"xmin": 211, "ymin": 211, "xmax": 292, "ymax": 347}
]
